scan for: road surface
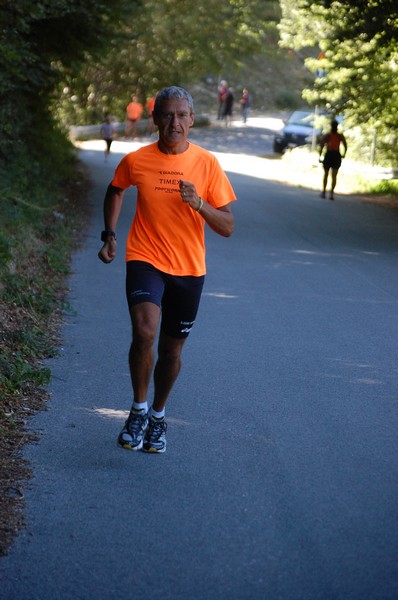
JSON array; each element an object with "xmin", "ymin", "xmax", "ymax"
[{"xmin": 1, "ymin": 119, "xmax": 398, "ymax": 599}]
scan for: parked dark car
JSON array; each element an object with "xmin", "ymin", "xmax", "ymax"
[{"xmin": 273, "ymin": 110, "xmax": 320, "ymax": 154}]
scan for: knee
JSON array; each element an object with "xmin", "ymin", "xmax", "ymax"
[
  {"xmin": 131, "ymin": 316, "xmax": 158, "ymax": 350},
  {"xmin": 133, "ymin": 323, "xmax": 157, "ymax": 349},
  {"xmin": 130, "ymin": 304, "xmax": 160, "ymax": 348}
]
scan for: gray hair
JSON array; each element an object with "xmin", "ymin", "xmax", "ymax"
[{"xmin": 154, "ymin": 86, "xmax": 194, "ymax": 116}]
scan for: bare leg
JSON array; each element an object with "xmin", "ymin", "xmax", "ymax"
[
  {"xmin": 330, "ymin": 168, "xmax": 338, "ymax": 197},
  {"xmin": 322, "ymin": 167, "xmax": 329, "ymax": 195},
  {"xmin": 128, "ymin": 302, "xmax": 160, "ymax": 405},
  {"xmin": 152, "ymin": 332, "xmax": 186, "ymax": 412}
]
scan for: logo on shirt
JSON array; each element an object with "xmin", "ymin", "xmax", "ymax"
[{"xmin": 155, "ymin": 170, "xmax": 184, "ymax": 194}]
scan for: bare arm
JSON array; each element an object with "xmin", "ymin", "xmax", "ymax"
[
  {"xmin": 98, "ymin": 184, "xmax": 125, "ymax": 263},
  {"xmin": 179, "ymin": 180, "xmax": 234, "ymax": 237},
  {"xmin": 341, "ymin": 134, "xmax": 348, "ymax": 157},
  {"xmin": 197, "ymin": 202, "xmax": 234, "ymax": 237}
]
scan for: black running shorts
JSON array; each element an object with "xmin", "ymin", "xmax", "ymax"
[
  {"xmin": 323, "ymin": 150, "xmax": 342, "ymax": 170},
  {"xmin": 126, "ymin": 261, "xmax": 205, "ymax": 338}
]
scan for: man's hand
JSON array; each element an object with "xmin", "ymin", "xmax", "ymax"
[
  {"xmin": 179, "ymin": 179, "xmax": 202, "ymax": 212},
  {"xmin": 98, "ymin": 238, "xmax": 117, "ymax": 263}
]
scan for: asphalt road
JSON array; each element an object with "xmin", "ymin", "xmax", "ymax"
[{"xmin": 1, "ymin": 120, "xmax": 398, "ymax": 599}]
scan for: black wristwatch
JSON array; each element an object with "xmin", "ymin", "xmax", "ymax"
[{"xmin": 101, "ymin": 230, "xmax": 116, "ymax": 242}]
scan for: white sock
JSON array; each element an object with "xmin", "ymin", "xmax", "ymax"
[
  {"xmin": 149, "ymin": 406, "xmax": 165, "ymax": 419},
  {"xmin": 132, "ymin": 401, "xmax": 148, "ymax": 413}
]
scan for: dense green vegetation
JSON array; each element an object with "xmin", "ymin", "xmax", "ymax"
[
  {"xmin": 2, "ymin": 1, "xmax": 396, "ymax": 163},
  {"xmin": 55, "ymin": 0, "xmax": 281, "ymax": 125},
  {"xmin": 278, "ymin": 0, "xmax": 398, "ymax": 165},
  {"xmin": 0, "ymin": 0, "xmax": 132, "ymax": 161}
]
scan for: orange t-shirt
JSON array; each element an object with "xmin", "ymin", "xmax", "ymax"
[
  {"xmin": 111, "ymin": 142, "xmax": 236, "ymax": 276},
  {"xmin": 126, "ymin": 101, "xmax": 143, "ymax": 120}
]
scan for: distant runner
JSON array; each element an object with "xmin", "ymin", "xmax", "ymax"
[{"xmin": 319, "ymin": 119, "xmax": 348, "ymax": 200}]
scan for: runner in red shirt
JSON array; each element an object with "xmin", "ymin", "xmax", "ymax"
[{"xmin": 319, "ymin": 120, "xmax": 348, "ymax": 200}]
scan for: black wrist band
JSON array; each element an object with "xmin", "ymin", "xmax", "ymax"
[{"xmin": 101, "ymin": 230, "xmax": 116, "ymax": 242}]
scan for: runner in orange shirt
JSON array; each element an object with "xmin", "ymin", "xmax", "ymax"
[
  {"xmin": 98, "ymin": 86, "xmax": 236, "ymax": 453},
  {"xmin": 125, "ymin": 95, "xmax": 143, "ymax": 138}
]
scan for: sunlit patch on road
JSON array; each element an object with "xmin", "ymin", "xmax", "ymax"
[{"xmin": 203, "ymin": 292, "xmax": 238, "ymax": 299}]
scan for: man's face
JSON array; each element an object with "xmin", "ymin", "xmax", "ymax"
[{"xmin": 154, "ymin": 98, "xmax": 194, "ymax": 152}]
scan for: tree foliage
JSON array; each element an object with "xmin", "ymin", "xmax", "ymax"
[
  {"xmin": 0, "ymin": 0, "xmax": 280, "ymax": 153},
  {"xmin": 278, "ymin": 0, "xmax": 398, "ymax": 165},
  {"xmin": 55, "ymin": 0, "xmax": 280, "ymax": 125},
  {"xmin": 0, "ymin": 0, "xmax": 135, "ymax": 161}
]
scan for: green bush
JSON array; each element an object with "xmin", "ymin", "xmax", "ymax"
[{"xmin": 367, "ymin": 179, "xmax": 398, "ymax": 196}]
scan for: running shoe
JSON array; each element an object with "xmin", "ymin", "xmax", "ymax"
[
  {"xmin": 117, "ymin": 409, "xmax": 148, "ymax": 451},
  {"xmin": 143, "ymin": 416, "xmax": 167, "ymax": 453}
]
